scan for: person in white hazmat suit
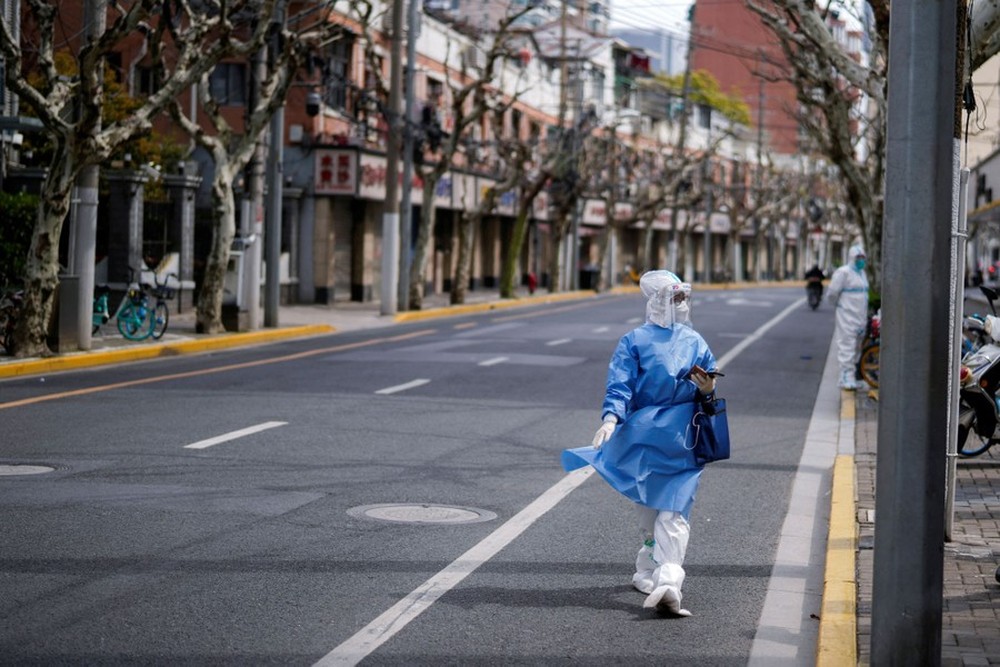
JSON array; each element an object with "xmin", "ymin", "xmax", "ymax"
[
  {"xmin": 562, "ymin": 270, "xmax": 720, "ymax": 616},
  {"xmin": 827, "ymin": 245, "xmax": 870, "ymax": 389}
]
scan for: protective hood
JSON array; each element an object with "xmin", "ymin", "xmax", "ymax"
[{"xmin": 640, "ymin": 270, "xmax": 691, "ymax": 328}]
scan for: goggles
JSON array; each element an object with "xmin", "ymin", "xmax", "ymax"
[{"xmin": 665, "ymin": 283, "xmax": 691, "ymax": 304}]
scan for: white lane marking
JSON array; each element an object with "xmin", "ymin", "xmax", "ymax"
[
  {"xmin": 478, "ymin": 357, "xmax": 508, "ymax": 367},
  {"xmin": 546, "ymin": 338, "xmax": 572, "ymax": 346},
  {"xmin": 593, "ymin": 326, "xmax": 610, "ymax": 333},
  {"xmin": 315, "ymin": 468, "xmax": 595, "ymax": 666},
  {"xmin": 375, "ymin": 379, "xmax": 430, "ymax": 395},
  {"xmin": 183, "ymin": 421, "xmax": 287, "ymax": 450},
  {"xmin": 714, "ymin": 298, "xmax": 805, "ymax": 370},
  {"xmin": 317, "ymin": 297, "xmax": 805, "ymax": 665},
  {"xmin": 627, "ymin": 317, "xmax": 642, "ymax": 324},
  {"xmin": 726, "ymin": 297, "xmax": 774, "ymax": 307}
]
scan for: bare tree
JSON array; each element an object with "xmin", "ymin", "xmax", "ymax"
[
  {"xmin": 168, "ymin": 8, "xmax": 341, "ymax": 333},
  {"xmin": 746, "ymin": 0, "xmax": 889, "ymax": 286},
  {"xmin": 0, "ymin": 0, "xmax": 276, "ymax": 357}
]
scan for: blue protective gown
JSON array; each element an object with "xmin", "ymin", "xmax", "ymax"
[{"xmin": 562, "ymin": 323, "xmax": 717, "ymax": 520}]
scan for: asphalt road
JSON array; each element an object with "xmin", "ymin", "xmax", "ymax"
[{"xmin": 1, "ymin": 286, "xmax": 836, "ymax": 665}]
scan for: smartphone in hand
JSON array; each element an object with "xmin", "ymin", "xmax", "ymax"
[{"xmin": 688, "ymin": 365, "xmax": 724, "ymax": 378}]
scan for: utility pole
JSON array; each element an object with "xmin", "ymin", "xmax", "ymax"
[
  {"xmin": 755, "ymin": 54, "xmax": 765, "ymax": 280},
  {"xmin": 264, "ymin": 0, "xmax": 286, "ymax": 328},
  {"xmin": 667, "ymin": 5, "xmax": 695, "ymax": 274},
  {"xmin": 381, "ymin": 0, "xmax": 404, "ymax": 315},
  {"xmin": 72, "ymin": 0, "xmax": 106, "ymax": 351},
  {"xmin": 397, "ymin": 0, "xmax": 420, "ymax": 310},
  {"xmin": 243, "ymin": 29, "xmax": 267, "ymax": 330},
  {"xmin": 559, "ymin": 0, "xmax": 571, "ymax": 291},
  {"xmin": 872, "ymin": 0, "xmax": 958, "ymax": 661}
]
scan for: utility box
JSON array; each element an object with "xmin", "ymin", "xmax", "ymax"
[
  {"xmin": 55, "ymin": 276, "xmax": 80, "ymax": 352},
  {"xmin": 221, "ymin": 249, "xmax": 250, "ymax": 331}
]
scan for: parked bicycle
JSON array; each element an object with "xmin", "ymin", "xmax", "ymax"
[
  {"xmin": 1, "ymin": 288, "xmax": 24, "ymax": 355},
  {"xmin": 92, "ymin": 268, "xmax": 176, "ymax": 341}
]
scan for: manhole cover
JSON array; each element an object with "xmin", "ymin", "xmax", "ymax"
[
  {"xmin": 348, "ymin": 503, "xmax": 497, "ymax": 525},
  {"xmin": 0, "ymin": 464, "xmax": 55, "ymax": 476}
]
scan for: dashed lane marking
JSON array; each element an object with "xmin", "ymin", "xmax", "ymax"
[
  {"xmin": 183, "ymin": 421, "xmax": 287, "ymax": 450},
  {"xmin": 374, "ymin": 379, "xmax": 431, "ymax": 395}
]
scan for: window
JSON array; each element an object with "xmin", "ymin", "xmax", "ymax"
[
  {"xmin": 323, "ymin": 36, "xmax": 353, "ymax": 112},
  {"xmin": 697, "ymin": 104, "xmax": 711, "ymax": 129},
  {"xmin": 209, "ymin": 63, "xmax": 247, "ymax": 106},
  {"xmin": 134, "ymin": 65, "xmax": 160, "ymax": 97}
]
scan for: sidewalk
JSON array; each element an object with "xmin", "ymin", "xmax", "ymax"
[{"xmin": 852, "ymin": 389, "xmax": 1000, "ymax": 666}]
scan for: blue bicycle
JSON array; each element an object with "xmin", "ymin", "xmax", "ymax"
[{"xmin": 92, "ymin": 268, "xmax": 174, "ymax": 340}]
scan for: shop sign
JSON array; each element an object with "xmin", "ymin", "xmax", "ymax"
[
  {"xmin": 315, "ymin": 149, "xmax": 357, "ymax": 195},
  {"xmin": 357, "ymin": 153, "xmax": 424, "ymax": 200}
]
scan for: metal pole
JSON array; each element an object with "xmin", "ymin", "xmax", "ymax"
[
  {"xmin": 245, "ymin": 33, "xmax": 267, "ymax": 330},
  {"xmin": 74, "ymin": 0, "xmax": 106, "ymax": 351},
  {"xmin": 264, "ymin": 1, "xmax": 286, "ymax": 328},
  {"xmin": 872, "ymin": 0, "xmax": 958, "ymax": 660},
  {"xmin": 397, "ymin": 0, "xmax": 419, "ymax": 310},
  {"xmin": 945, "ymin": 168, "xmax": 970, "ymax": 540},
  {"xmin": 381, "ymin": 0, "xmax": 403, "ymax": 315}
]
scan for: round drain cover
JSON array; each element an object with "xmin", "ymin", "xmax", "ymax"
[
  {"xmin": 0, "ymin": 464, "xmax": 55, "ymax": 476},
  {"xmin": 348, "ymin": 503, "xmax": 497, "ymax": 525}
]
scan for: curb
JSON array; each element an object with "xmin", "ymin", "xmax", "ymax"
[
  {"xmin": 0, "ymin": 324, "xmax": 334, "ymax": 379},
  {"xmin": 392, "ymin": 290, "xmax": 599, "ymax": 322},
  {"xmin": 816, "ymin": 390, "xmax": 859, "ymax": 666}
]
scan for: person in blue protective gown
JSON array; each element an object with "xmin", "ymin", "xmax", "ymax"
[
  {"xmin": 562, "ymin": 270, "xmax": 719, "ymax": 616},
  {"xmin": 826, "ymin": 244, "xmax": 870, "ymax": 389}
]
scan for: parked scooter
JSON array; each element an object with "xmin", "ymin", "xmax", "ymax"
[{"xmin": 957, "ymin": 286, "xmax": 1000, "ymax": 457}]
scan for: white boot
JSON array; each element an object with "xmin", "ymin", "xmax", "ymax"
[{"xmin": 839, "ymin": 369, "xmax": 858, "ymax": 390}]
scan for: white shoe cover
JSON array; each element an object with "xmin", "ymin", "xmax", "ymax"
[{"xmin": 643, "ymin": 585, "xmax": 692, "ymax": 616}]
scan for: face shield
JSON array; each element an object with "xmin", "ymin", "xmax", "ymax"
[{"xmin": 640, "ymin": 270, "xmax": 692, "ymax": 327}]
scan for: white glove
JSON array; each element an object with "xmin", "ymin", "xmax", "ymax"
[{"xmin": 592, "ymin": 415, "xmax": 618, "ymax": 449}]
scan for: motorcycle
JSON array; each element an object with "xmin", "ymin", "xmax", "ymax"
[
  {"xmin": 957, "ymin": 286, "xmax": 1000, "ymax": 457},
  {"xmin": 806, "ymin": 278, "xmax": 823, "ymax": 310},
  {"xmin": 857, "ymin": 309, "xmax": 881, "ymax": 389}
]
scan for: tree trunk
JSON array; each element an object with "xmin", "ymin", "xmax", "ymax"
[
  {"xmin": 12, "ymin": 150, "xmax": 77, "ymax": 358},
  {"xmin": 408, "ymin": 175, "xmax": 440, "ymax": 310},
  {"xmin": 450, "ymin": 210, "xmax": 475, "ymax": 305},
  {"xmin": 196, "ymin": 167, "xmax": 238, "ymax": 333},
  {"xmin": 500, "ymin": 178, "xmax": 546, "ymax": 298},
  {"xmin": 547, "ymin": 206, "xmax": 573, "ymax": 293}
]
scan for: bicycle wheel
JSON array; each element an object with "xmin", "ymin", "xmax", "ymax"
[
  {"xmin": 117, "ymin": 302, "xmax": 154, "ymax": 340},
  {"xmin": 957, "ymin": 408, "xmax": 997, "ymax": 457},
  {"xmin": 152, "ymin": 301, "xmax": 169, "ymax": 339},
  {"xmin": 858, "ymin": 342, "xmax": 879, "ymax": 389}
]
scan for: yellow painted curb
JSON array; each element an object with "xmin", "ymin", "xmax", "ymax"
[
  {"xmin": 816, "ymin": 453, "xmax": 858, "ymax": 667},
  {"xmin": 841, "ymin": 389, "xmax": 856, "ymax": 420},
  {"xmin": 393, "ymin": 290, "xmax": 597, "ymax": 323},
  {"xmin": 0, "ymin": 324, "xmax": 335, "ymax": 379}
]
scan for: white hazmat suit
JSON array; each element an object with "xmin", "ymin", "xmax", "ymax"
[{"xmin": 827, "ymin": 245, "xmax": 870, "ymax": 389}]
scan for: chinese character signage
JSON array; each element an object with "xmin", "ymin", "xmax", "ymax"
[{"xmin": 315, "ymin": 149, "xmax": 357, "ymax": 195}]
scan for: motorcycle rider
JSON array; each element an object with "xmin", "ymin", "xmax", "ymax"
[
  {"xmin": 805, "ymin": 264, "xmax": 825, "ymax": 307},
  {"xmin": 827, "ymin": 245, "xmax": 870, "ymax": 390}
]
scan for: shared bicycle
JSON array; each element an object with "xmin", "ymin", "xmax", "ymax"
[{"xmin": 93, "ymin": 268, "xmax": 176, "ymax": 341}]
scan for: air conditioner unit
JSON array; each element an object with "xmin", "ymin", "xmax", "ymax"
[{"xmin": 462, "ymin": 46, "xmax": 486, "ymax": 71}]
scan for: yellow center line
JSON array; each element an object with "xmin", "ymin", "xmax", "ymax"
[{"xmin": 0, "ymin": 329, "xmax": 435, "ymax": 410}]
